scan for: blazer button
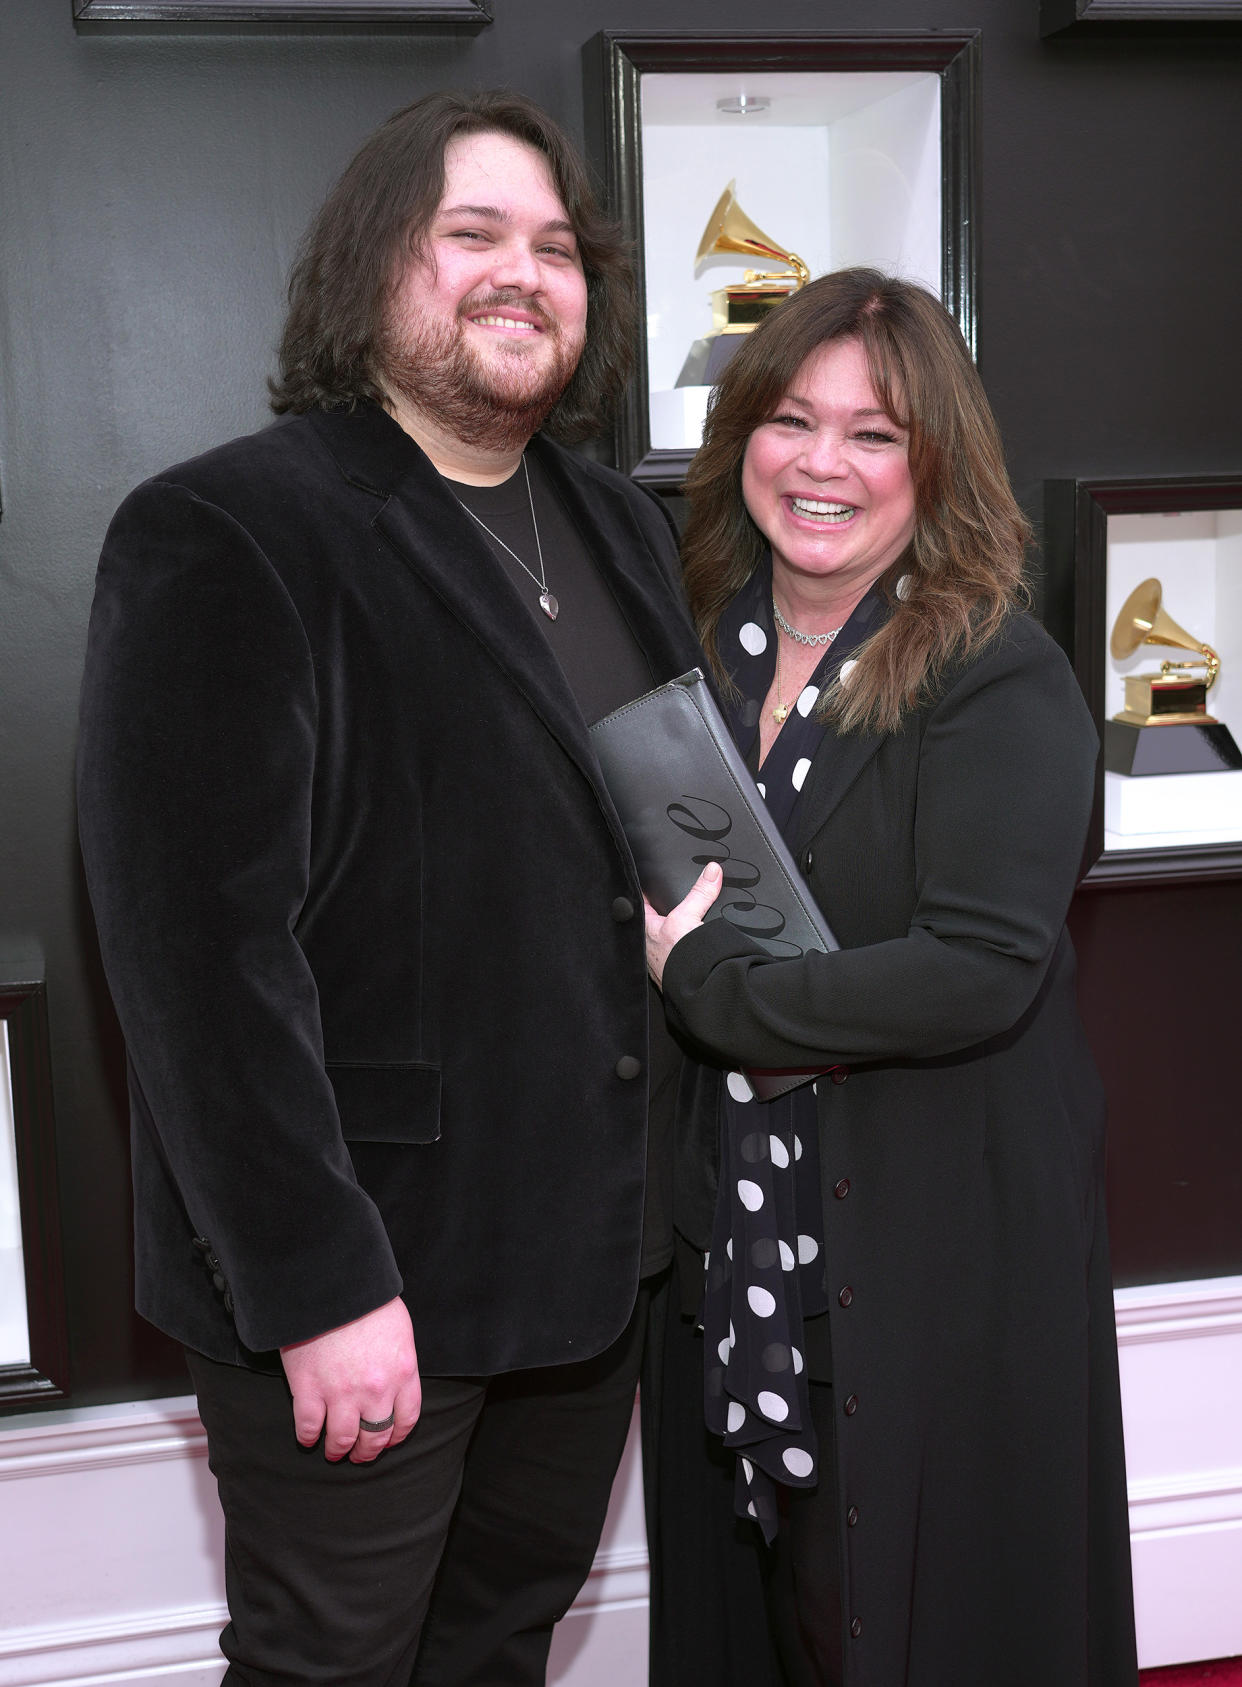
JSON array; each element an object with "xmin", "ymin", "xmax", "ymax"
[
  {"xmin": 803, "ymin": 849, "xmax": 814, "ymax": 874},
  {"xmin": 611, "ymin": 896, "xmax": 636, "ymax": 922},
  {"xmin": 838, "ymin": 1285, "xmax": 854, "ymax": 1307},
  {"xmin": 850, "ymin": 1618, "xmax": 863, "ymax": 1640},
  {"xmin": 615, "ymin": 1055, "xmax": 642, "ymax": 1081},
  {"xmin": 833, "ymin": 1178, "xmax": 851, "ymax": 1199},
  {"xmin": 829, "ymin": 1065, "xmax": 849, "ymax": 1084},
  {"xmin": 846, "ymin": 1505, "xmax": 859, "ymax": 1527},
  {"xmin": 843, "ymin": 1393, "xmax": 858, "ymax": 1416}
]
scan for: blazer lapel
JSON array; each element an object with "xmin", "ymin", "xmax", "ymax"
[
  {"xmin": 375, "ymin": 467, "xmax": 602, "ymax": 783},
  {"xmin": 789, "ymin": 727, "xmax": 887, "ymax": 858},
  {"xmin": 309, "ymin": 404, "xmax": 699, "ymax": 840}
]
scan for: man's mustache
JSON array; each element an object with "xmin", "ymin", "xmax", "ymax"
[{"xmin": 456, "ymin": 291, "xmax": 556, "ymax": 334}]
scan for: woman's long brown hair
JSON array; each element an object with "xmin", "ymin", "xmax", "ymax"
[{"xmin": 681, "ymin": 269, "xmax": 1031, "ymax": 736}]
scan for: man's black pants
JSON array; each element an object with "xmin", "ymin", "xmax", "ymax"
[{"xmin": 186, "ymin": 1293, "xmax": 647, "ymax": 1687}]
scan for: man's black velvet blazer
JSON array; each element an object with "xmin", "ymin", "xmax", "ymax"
[{"xmin": 77, "ymin": 402, "xmax": 703, "ymax": 1375}]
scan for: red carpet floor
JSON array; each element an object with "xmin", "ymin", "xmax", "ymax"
[{"xmin": 1140, "ymin": 1662, "xmax": 1242, "ymax": 1685}]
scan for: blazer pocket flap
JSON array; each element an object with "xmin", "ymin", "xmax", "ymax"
[{"xmin": 328, "ymin": 1062, "xmax": 441, "ymax": 1145}]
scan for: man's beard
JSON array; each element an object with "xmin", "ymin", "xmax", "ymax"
[{"xmin": 379, "ymin": 291, "xmax": 584, "ymax": 455}]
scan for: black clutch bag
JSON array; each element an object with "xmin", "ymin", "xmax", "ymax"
[{"xmin": 590, "ymin": 668, "xmax": 836, "ymax": 1100}]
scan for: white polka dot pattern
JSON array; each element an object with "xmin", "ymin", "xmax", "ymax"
[{"xmin": 700, "ymin": 570, "xmax": 888, "ymax": 1540}]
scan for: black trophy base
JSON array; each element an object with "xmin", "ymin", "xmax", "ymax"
[
  {"xmin": 1104, "ymin": 718, "xmax": 1242, "ymax": 776},
  {"xmin": 676, "ymin": 333, "xmax": 748, "ymax": 388}
]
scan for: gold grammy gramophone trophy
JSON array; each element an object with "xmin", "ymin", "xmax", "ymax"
[
  {"xmin": 1104, "ymin": 577, "xmax": 1242, "ymax": 775},
  {"xmin": 675, "ymin": 182, "xmax": 810, "ymax": 389}
]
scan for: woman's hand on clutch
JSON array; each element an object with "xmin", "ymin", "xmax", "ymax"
[{"xmin": 644, "ymin": 862, "xmax": 723, "ymax": 989}]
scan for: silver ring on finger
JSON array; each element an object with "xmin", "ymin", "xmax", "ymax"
[{"xmin": 358, "ymin": 1410, "xmax": 396, "ymax": 1433}]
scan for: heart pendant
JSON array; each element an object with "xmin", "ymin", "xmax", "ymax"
[{"xmin": 539, "ymin": 591, "xmax": 559, "ymax": 621}]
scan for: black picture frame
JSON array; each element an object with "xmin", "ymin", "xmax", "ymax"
[
  {"xmin": 73, "ymin": 0, "xmax": 490, "ymax": 28},
  {"xmin": 0, "ymin": 976, "xmax": 69, "ymax": 1407},
  {"xmin": 1045, "ymin": 475, "xmax": 1242, "ymax": 888},
  {"xmin": 1041, "ymin": 0, "xmax": 1242, "ymax": 37},
  {"xmin": 582, "ymin": 30, "xmax": 980, "ymax": 491}
]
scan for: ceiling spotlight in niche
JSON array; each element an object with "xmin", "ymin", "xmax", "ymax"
[{"xmin": 716, "ymin": 95, "xmax": 771, "ymax": 115}]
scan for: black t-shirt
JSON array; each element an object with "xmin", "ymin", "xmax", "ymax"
[{"xmin": 449, "ymin": 454, "xmax": 678, "ymax": 1278}]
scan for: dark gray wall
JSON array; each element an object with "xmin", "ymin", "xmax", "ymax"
[{"xmin": 1, "ymin": 0, "xmax": 1239, "ymax": 1405}]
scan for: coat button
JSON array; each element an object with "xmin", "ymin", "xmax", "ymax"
[
  {"xmin": 615, "ymin": 1055, "xmax": 642, "ymax": 1081},
  {"xmin": 833, "ymin": 1178, "xmax": 851, "ymax": 1199},
  {"xmin": 212, "ymin": 1271, "xmax": 227, "ymax": 1293},
  {"xmin": 850, "ymin": 1618, "xmax": 863, "ymax": 1639},
  {"xmin": 844, "ymin": 1393, "xmax": 858, "ymax": 1416},
  {"xmin": 611, "ymin": 896, "xmax": 635, "ymax": 922},
  {"xmin": 829, "ymin": 1065, "xmax": 849, "ymax": 1084},
  {"xmin": 838, "ymin": 1285, "xmax": 853, "ymax": 1307},
  {"xmin": 846, "ymin": 1505, "xmax": 859, "ymax": 1527},
  {"xmin": 803, "ymin": 849, "xmax": 814, "ymax": 874}
]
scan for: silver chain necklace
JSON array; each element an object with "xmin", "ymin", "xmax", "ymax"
[
  {"xmin": 455, "ymin": 456, "xmax": 558, "ymax": 621},
  {"xmin": 773, "ymin": 595, "xmax": 842, "ymax": 648}
]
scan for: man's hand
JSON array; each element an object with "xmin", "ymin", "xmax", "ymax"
[
  {"xmin": 280, "ymin": 1296, "xmax": 421, "ymax": 1464},
  {"xmin": 644, "ymin": 862, "xmax": 723, "ymax": 989}
]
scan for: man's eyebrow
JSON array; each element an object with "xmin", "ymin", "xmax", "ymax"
[{"xmin": 437, "ymin": 204, "xmax": 577, "ymax": 239}]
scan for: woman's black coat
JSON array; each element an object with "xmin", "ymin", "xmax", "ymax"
[{"xmin": 660, "ymin": 615, "xmax": 1138, "ymax": 1687}]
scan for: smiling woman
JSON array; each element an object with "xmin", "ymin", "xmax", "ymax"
[
  {"xmin": 684, "ymin": 269, "xmax": 1028, "ymax": 738},
  {"xmin": 736, "ymin": 336, "xmax": 917, "ymax": 755},
  {"xmin": 645, "ymin": 270, "xmax": 1138, "ymax": 1687},
  {"xmin": 740, "ymin": 338, "xmax": 916, "ymax": 620}
]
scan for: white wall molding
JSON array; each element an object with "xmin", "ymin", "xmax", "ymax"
[
  {"xmin": 3, "ymin": 1280, "xmax": 1241, "ymax": 1682},
  {"xmin": 1128, "ymin": 1468, "xmax": 1242, "ymax": 1535},
  {"xmin": 1115, "ymin": 1273, "xmax": 1242, "ymax": 1345},
  {"xmin": 0, "ymin": 1605, "xmax": 225, "ymax": 1687},
  {"xmin": 0, "ymin": 1398, "xmax": 207, "ymax": 1483},
  {"xmin": 1114, "ymin": 1274, "xmax": 1242, "ymax": 1669}
]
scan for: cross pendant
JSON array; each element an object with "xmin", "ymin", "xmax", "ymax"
[{"xmin": 772, "ymin": 704, "xmax": 789, "ymax": 724}]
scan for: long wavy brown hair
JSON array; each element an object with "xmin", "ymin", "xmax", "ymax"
[
  {"xmin": 269, "ymin": 90, "xmax": 634, "ymax": 443},
  {"xmin": 682, "ymin": 269, "xmax": 1031, "ymax": 735}
]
